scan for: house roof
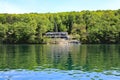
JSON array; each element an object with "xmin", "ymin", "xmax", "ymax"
[{"xmin": 46, "ymin": 32, "xmax": 68, "ymax": 35}]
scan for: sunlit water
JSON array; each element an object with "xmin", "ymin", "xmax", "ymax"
[{"xmin": 0, "ymin": 44, "xmax": 120, "ymax": 80}]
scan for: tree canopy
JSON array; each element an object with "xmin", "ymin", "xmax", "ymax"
[{"xmin": 0, "ymin": 9, "xmax": 120, "ymax": 44}]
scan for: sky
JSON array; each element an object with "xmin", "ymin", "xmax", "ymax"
[{"xmin": 0, "ymin": 0, "xmax": 120, "ymax": 13}]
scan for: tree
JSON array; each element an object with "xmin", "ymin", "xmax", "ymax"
[{"xmin": 0, "ymin": 23, "xmax": 7, "ymax": 43}]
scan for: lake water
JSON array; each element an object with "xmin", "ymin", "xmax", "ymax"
[{"xmin": 0, "ymin": 44, "xmax": 120, "ymax": 80}]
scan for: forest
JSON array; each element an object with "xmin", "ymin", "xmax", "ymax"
[{"xmin": 0, "ymin": 9, "xmax": 120, "ymax": 44}]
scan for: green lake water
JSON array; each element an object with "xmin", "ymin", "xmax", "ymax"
[{"xmin": 0, "ymin": 44, "xmax": 120, "ymax": 80}]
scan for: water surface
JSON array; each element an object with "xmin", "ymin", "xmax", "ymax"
[{"xmin": 0, "ymin": 44, "xmax": 120, "ymax": 80}]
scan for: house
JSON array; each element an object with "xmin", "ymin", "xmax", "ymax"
[{"xmin": 45, "ymin": 32, "xmax": 69, "ymax": 39}]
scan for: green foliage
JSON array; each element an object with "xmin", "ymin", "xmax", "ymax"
[
  {"xmin": 0, "ymin": 23, "xmax": 7, "ymax": 43},
  {"xmin": 0, "ymin": 9, "xmax": 120, "ymax": 44}
]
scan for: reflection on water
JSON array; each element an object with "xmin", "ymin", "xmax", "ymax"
[{"xmin": 0, "ymin": 44, "xmax": 120, "ymax": 80}]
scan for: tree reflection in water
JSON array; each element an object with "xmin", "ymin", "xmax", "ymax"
[{"xmin": 0, "ymin": 44, "xmax": 119, "ymax": 80}]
